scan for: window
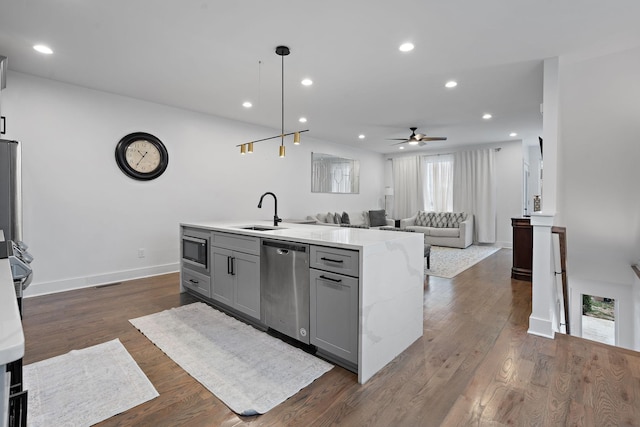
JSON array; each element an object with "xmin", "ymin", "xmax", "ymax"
[{"xmin": 422, "ymin": 155, "xmax": 453, "ymax": 212}]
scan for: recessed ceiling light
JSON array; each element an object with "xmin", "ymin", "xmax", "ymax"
[
  {"xmin": 399, "ymin": 146, "xmax": 405, "ymax": 150},
  {"xmin": 358, "ymin": 134, "xmax": 365, "ymax": 140},
  {"xmin": 33, "ymin": 44, "xmax": 53, "ymax": 55},
  {"xmin": 510, "ymin": 132, "xmax": 518, "ymax": 137},
  {"xmin": 242, "ymin": 101, "xmax": 252, "ymax": 108},
  {"xmin": 301, "ymin": 78, "xmax": 313, "ymax": 86},
  {"xmin": 482, "ymin": 113, "xmax": 492, "ymax": 120},
  {"xmin": 399, "ymin": 42, "xmax": 414, "ymax": 52},
  {"xmin": 445, "ymin": 81, "xmax": 458, "ymax": 88},
  {"xmin": 298, "ymin": 117, "xmax": 307, "ymax": 123}
]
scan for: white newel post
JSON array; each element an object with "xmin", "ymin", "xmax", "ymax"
[{"xmin": 528, "ymin": 212, "xmax": 557, "ymax": 338}]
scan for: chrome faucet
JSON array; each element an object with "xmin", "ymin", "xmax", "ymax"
[{"xmin": 257, "ymin": 192, "xmax": 282, "ymax": 227}]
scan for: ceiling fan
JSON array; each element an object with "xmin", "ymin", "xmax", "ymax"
[{"xmin": 388, "ymin": 127, "xmax": 447, "ymax": 146}]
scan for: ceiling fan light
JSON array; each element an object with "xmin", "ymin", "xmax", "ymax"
[{"xmin": 408, "ymin": 140, "xmax": 419, "ymax": 145}]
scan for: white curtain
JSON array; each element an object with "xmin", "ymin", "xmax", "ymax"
[
  {"xmin": 422, "ymin": 155, "xmax": 453, "ymax": 212},
  {"xmin": 453, "ymin": 149, "xmax": 497, "ymax": 243},
  {"xmin": 392, "ymin": 156, "xmax": 424, "ymax": 219}
]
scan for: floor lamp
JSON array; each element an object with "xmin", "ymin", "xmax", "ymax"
[{"xmin": 384, "ymin": 187, "xmax": 394, "ymax": 217}]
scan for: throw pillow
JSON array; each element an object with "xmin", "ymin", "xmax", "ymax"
[
  {"xmin": 316, "ymin": 213, "xmax": 327, "ymax": 223},
  {"xmin": 326, "ymin": 212, "xmax": 335, "ymax": 224},
  {"xmin": 368, "ymin": 209, "xmax": 387, "ymax": 227},
  {"xmin": 432, "ymin": 212, "xmax": 449, "ymax": 228},
  {"xmin": 341, "ymin": 211, "xmax": 351, "ymax": 224},
  {"xmin": 334, "ymin": 212, "xmax": 342, "ymax": 224},
  {"xmin": 415, "ymin": 211, "xmax": 429, "ymax": 226},
  {"xmin": 447, "ymin": 212, "xmax": 467, "ymax": 228}
]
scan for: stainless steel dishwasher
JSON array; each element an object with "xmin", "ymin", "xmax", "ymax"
[{"xmin": 261, "ymin": 239, "xmax": 310, "ymax": 344}]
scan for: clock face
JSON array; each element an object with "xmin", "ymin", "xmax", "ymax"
[
  {"xmin": 115, "ymin": 132, "xmax": 168, "ymax": 180},
  {"xmin": 125, "ymin": 140, "xmax": 161, "ymax": 173}
]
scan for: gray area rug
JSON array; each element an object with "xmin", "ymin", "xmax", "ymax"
[
  {"xmin": 129, "ymin": 302, "xmax": 333, "ymax": 415},
  {"xmin": 24, "ymin": 338, "xmax": 159, "ymax": 427},
  {"xmin": 426, "ymin": 245, "xmax": 500, "ymax": 278}
]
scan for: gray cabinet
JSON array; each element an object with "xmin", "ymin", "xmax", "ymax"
[
  {"xmin": 310, "ymin": 246, "xmax": 359, "ymax": 365},
  {"xmin": 181, "ymin": 267, "xmax": 211, "ymax": 298},
  {"xmin": 211, "ymin": 232, "xmax": 261, "ymax": 320}
]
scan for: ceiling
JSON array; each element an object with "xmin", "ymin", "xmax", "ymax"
[{"xmin": 1, "ymin": 1, "xmax": 640, "ymax": 154}]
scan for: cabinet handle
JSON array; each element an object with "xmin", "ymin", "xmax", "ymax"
[
  {"xmin": 0, "ymin": 116, "xmax": 5, "ymax": 135},
  {"xmin": 320, "ymin": 257, "xmax": 343, "ymax": 264},
  {"xmin": 228, "ymin": 256, "xmax": 236, "ymax": 276},
  {"xmin": 319, "ymin": 274, "xmax": 342, "ymax": 284},
  {"xmin": 189, "ymin": 279, "xmax": 199, "ymax": 284}
]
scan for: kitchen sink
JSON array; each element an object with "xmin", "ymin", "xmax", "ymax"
[{"xmin": 235, "ymin": 225, "xmax": 286, "ymax": 231}]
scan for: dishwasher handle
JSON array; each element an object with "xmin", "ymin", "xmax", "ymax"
[{"xmin": 262, "ymin": 239, "xmax": 308, "ymax": 253}]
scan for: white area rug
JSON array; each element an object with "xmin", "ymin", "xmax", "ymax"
[
  {"xmin": 24, "ymin": 338, "xmax": 159, "ymax": 427},
  {"xmin": 425, "ymin": 245, "xmax": 500, "ymax": 278},
  {"xmin": 129, "ymin": 302, "xmax": 333, "ymax": 415}
]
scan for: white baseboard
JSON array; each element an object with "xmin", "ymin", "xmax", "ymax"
[
  {"xmin": 528, "ymin": 315, "xmax": 556, "ymax": 339},
  {"xmin": 496, "ymin": 240, "xmax": 512, "ymax": 249},
  {"xmin": 23, "ymin": 263, "xmax": 180, "ymax": 298}
]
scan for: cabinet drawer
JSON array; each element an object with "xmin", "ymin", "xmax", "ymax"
[
  {"xmin": 310, "ymin": 269, "xmax": 359, "ymax": 364},
  {"xmin": 310, "ymin": 246, "xmax": 359, "ymax": 277},
  {"xmin": 182, "ymin": 267, "xmax": 211, "ymax": 298},
  {"xmin": 212, "ymin": 232, "xmax": 260, "ymax": 255}
]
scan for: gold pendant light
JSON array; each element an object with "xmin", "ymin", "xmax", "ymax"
[{"xmin": 237, "ymin": 46, "xmax": 308, "ymax": 157}]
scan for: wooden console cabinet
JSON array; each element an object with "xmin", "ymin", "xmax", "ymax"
[{"xmin": 511, "ymin": 217, "xmax": 532, "ymax": 281}]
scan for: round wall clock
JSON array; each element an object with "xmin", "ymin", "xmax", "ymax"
[{"xmin": 115, "ymin": 132, "xmax": 169, "ymax": 180}]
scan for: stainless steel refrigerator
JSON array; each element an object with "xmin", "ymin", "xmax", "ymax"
[{"xmin": 0, "ymin": 139, "xmax": 22, "ymax": 242}]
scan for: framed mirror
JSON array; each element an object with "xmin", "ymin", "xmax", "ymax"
[{"xmin": 311, "ymin": 152, "xmax": 360, "ymax": 194}]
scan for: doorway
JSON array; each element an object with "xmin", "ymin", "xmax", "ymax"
[{"xmin": 581, "ymin": 294, "xmax": 615, "ymax": 345}]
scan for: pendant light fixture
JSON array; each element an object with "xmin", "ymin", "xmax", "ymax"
[{"xmin": 237, "ymin": 45, "xmax": 308, "ymax": 157}]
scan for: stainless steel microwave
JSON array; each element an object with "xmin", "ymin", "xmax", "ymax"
[{"xmin": 182, "ymin": 234, "xmax": 208, "ymax": 270}]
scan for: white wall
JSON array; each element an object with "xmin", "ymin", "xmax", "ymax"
[
  {"xmin": 385, "ymin": 140, "xmax": 523, "ymax": 247},
  {"xmin": 559, "ymin": 45, "xmax": 640, "ymax": 285},
  {"xmin": 558, "ymin": 45, "xmax": 640, "ymax": 349},
  {"xmin": 4, "ymin": 72, "xmax": 385, "ymax": 296}
]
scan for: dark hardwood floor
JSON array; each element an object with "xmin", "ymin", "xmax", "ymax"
[{"xmin": 22, "ymin": 249, "xmax": 640, "ymax": 426}]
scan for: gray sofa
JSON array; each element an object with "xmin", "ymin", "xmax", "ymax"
[
  {"xmin": 400, "ymin": 211, "xmax": 473, "ymax": 248},
  {"xmin": 306, "ymin": 210, "xmax": 394, "ymax": 228}
]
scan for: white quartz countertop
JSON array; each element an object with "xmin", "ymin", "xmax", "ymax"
[
  {"xmin": 181, "ymin": 220, "xmax": 422, "ymax": 250},
  {"xmin": 0, "ymin": 257, "xmax": 25, "ymax": 365}
]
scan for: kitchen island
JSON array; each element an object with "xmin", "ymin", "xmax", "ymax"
[{"xmin": 179, "ymin": 220, "xmax": 424, "ymax": 384}]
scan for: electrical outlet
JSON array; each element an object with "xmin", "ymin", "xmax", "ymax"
[{"xmin": 138, "ymin": 248, "xmax": 145, "ymax": 258}]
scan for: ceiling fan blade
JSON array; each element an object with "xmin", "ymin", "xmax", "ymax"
[
  {"xmin": 420, "ymin": 137, "xmax": 447, "ymax": 141},
  {"xmin": 390, "ymin": 140, "xmax": 409, "ymax": 146},
  {"xmin": 386, "ymin": 138, "xmax": 410, "ymax": 141}
]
